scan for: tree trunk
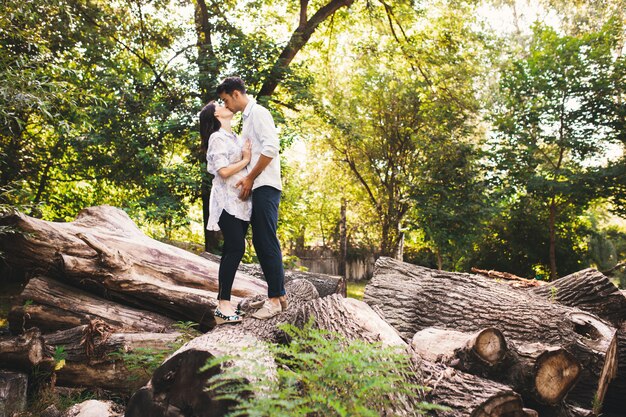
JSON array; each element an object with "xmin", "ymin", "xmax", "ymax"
[
  {"xmin": 339, "ymin": 197, "xmax": 347, "ymax": 277},
  {"xmin": 529, "ymin": 268, "xmax": 626, "ymax": 327},
  {"xmin": 411, "ymin": 328, "xmax": 581, "ymax": 406},
  {"xmin": 421, "ymin": 362, "xmax": 537, "ymax": 417},
  {"xmin": 199, "ymin": 251, "xmax": 346, "ymax": 298},
  {"xmin": 8, "ymin": 275, "xmax": 174, "ymax": 334},
  {"xmin": 0, "ymin": 206, "xmax": 267, "ymax": 330},
  {"xmin": 364, "ymin": 257, "xmax": 618, "ymax": 409},
  {"xmin": 42, "ymin": 323, "xmax": 182, "ymax": 393},
  {"xmin": 127, "ymin": 281, "xmax": 535, "ymax": 417},
  {"xmin": 549, "ymin": 200, "xmax": 558, "ymax": 281},
  {"xmin": 411, "ymin": 327, "xmax": 508, "ymax": 367},
  {"xmin": 603, "ymin": 321, "xmax": 626, "ymax": 416},
  {"xmin": 0, "ymin": 328, "xmax": 47, "ymax": 370},
  {"xmin": 257, "ymin": 0, "xmax": 356, "ymax": 99}
]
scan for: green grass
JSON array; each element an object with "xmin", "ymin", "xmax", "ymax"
[{"xmin": 347, "ymin": 281, "xmax": 367, "ymax": 300}]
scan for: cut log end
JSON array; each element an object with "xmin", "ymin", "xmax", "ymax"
[
  {"xmin": 473, "ymin": 392, "xmax": 530, "ymax": 417},
  {"xmin": 474, "ymin": 328, "xmax": 507, "ymax": 365},
  {"xmin": 534, "ymin": 348, "xmax": 581, "ymax": 404}
]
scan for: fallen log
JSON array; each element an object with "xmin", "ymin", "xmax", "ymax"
[
  {"xmin": 127, "ymin": 279, "xmax": 535, "ymax": 417},
  {"xmin": 8, "ymin": 275, "xmax": 174, "ymax": 334},
  {"xmin": 471, "ymin": 267, "xmax": 542, "ymax": 288},
  {"xmin": 421, "ymin": 362, "xmax": 537, "ymax": 417},
  {"xmin": 411, "ymin": 328, "xmax": 581, "ymax": 406},
  {"xmin": 0, "ymin": 206, "xmax": 267, "ymax": 330},
  {"xmin": 411, "ymin": 327, "xmax": 507, "ymax": 367},
  {"xmin": 603, "ymin": 321, "xmax": 626, "ymax": 416},
  {"xmin": 0, "ymin": 328, "xmax": 47, "ymax": 370},
  {"xmin": 43, "ymin": 322, "xmax": 182, "ymax": 393},
  {"xmin": 364, "ymin": 257, "xmax": 617, "ymax": 409},
  {"xmin": 529, "ymin": 268, "xmax": 626, "ymax": 327},
  {"xmin": 199, "ymin": 251, "xmax": 346, "ymax": 298}
]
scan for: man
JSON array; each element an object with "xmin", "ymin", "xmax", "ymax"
[{"xmin": 217, "ymin": 76, "xmax": 286, "ymax": 319}]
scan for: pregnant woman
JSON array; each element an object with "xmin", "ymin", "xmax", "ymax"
[{"xmin": 200, "ymin": 101, "xmax": 252, "ymax": 324}]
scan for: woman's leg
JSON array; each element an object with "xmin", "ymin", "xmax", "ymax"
[{"xmin": 217, "ymin": 210, "xmax": 249, "ymax": 304}]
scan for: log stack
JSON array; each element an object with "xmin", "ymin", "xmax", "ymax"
[{"xmin": 1, "ymin": 206, "xmax": 626, "ymax": 416}]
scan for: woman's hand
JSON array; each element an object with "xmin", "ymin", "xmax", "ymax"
[{"xmin": 242, "ymin": 139, "xmax": 252, "ymax": 162}]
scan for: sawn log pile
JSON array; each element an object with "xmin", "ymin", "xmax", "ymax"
[{"xmin": 1, "ymin": 205, "xmax": 625, "ymax": 416}]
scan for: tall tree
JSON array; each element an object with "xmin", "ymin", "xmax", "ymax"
[
  {"xmin": 491, "ymin": 22, "xmax": 626, "ymax": 280},
  {"xmin": 316, "ymin": 1, "xmax": 488, "ymax": 258}
]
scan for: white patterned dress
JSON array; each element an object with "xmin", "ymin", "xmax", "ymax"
[{"xmin": 206, "ymin": 128, "xmax": 252, "ymax": 231}]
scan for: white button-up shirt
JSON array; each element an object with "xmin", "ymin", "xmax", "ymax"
[
  {"xmin": 205, "ymin": 128, "xmax": 252, "ymax": 230},
  {"xmin": 241, "ymin": 99, "xmax": 282, "ymax": 191}
]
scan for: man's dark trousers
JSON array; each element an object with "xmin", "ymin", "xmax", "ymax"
[{"xmin": 251, "ymin": 186, "xmax": 285, "ymax": 297}]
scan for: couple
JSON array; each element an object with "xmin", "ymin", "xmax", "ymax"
[{"xmin": 200, "ymin": 76, "xmax": 287, "ymax": 324}]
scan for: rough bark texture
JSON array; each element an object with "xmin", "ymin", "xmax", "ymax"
[
  {"xmin": 127, "ymin": 279, "xmax": 534, "ymax": 417},
  {"xmin": 0, "ymin": 328, "xmax": 47, "ymax": 370},
  {"xmin": 200, "ymin": 251, "xmax": 346, "ymax": 298},
  {"xmin": 421, "ymin": 362, "xmax": 535, "ymax": 417},
  {"xmin": 364, "ymin": 257, "xmax": 617, "ymax": 409},
  {"xmin": 0, "ymin": 206, "xmax": 267, "ymax": 330},
  {"xmin": 411, "ymin": 328, "xmax": 581, "ymax": 406},
  {"xmin": 43, "ymin": 323, "xmax": 182, "ymax": 392},
  {"xmin": 0, "ymin": 371, "xmax": 28, "ymax": 416},
  {"xmin": 8, "ymin": 275, "xmax": 174, "ymax": 334},
  {"xmin": 411, "ymin": 327, "xmax": 507, "ymax": 367},
  {"xmin": 603, "ymin": 321, "xmax": 626, "ymax": 416},
  {"xmin": 529, "ymin": 268, "xmax": 626, "ymax": 327}
]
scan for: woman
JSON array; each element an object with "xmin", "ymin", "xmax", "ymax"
[{"xmin": 200, "ymin": 101, "xmax": 252, "ymax": 324}]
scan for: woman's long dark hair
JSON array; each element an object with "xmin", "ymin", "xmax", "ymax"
[{"xmin": 200, "ymin": 101, "xmax": 221, "ymax": 156}]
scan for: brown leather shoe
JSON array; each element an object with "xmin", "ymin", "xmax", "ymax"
[
  {"xmin": 250, "ymin": 296, "xmax": 288, "ymax": 311},
  {"xmin": 251, "ymin": 301, "xmax": 282, "ymax": 319}
]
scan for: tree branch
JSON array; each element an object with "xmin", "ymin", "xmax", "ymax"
[{"xmin": 258, "ymin": 0, "xmax": 356, "ymax": 98}]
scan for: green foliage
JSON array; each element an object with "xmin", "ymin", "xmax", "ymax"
[
  {"xmin": 466, "ymin": 196, "xmax": 591, "ymax": 278},
  {"xmin": 204, "ymin": 320, "xmax": 445, "ymax": 417},
  {"xmin": 489, "ymin": 21, "xmax": 626, "ymax": 277}
]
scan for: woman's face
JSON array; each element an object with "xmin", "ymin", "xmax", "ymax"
[{"xmin": 214, "ymin": 104, "xmax": 233, "ymax": 119}]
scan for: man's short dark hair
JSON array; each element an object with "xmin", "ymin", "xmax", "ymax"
[{"xmin": 217, "ymin": 77, "xmax": 247, "ymax": 95}]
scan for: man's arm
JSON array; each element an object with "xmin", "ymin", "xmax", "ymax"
[
  {"xmin": 236, "ymin": 155, "xmax": 273, "ymax": 200},
  {"xmin": 236, "ymin": 107, "xmax": 279, "ymax": 199}
]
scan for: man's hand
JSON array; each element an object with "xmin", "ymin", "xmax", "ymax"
[{"xmin": 236, "ymin": 176, "xmax": 254, "ymax": 200}]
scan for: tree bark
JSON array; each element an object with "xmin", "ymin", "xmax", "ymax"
[
  {"xmin": 411, "ymin": 328, "xmax": 581, "ymax": 406},
  {"xmin": 8, "ymin": 275, "xmax": 174, "ymax": 334},
  {"xmin": 257, "ymin": 0, "xmax": 356, "ymax": 99},
  {"xmin": 421, "ymin": 362, "xmax": 537, "ymax": 417},
  {"xmin": 0, "ymin": 206, "xmax": 267, "ymax": 330},
  {"xmin": 0, "ymin": 328, "xmax": 47, "ymax": 370},
  {"xmin": 126, "ymin": 279, "xmax": 535, "ymax": 417},
  {"xmin": 529, "ymin": 268, "xmax": 626, "ymax": 327},
  {"xmin": 364, "ymin": 257, "xmax": 617, "ymax": 409},
  {"xmin": 603, "ymin": 321, "xmax": 626, "ymax": 416},
  {"xmin": 42, "ymin": 323, "xmax": 182, "ymax": 393}
]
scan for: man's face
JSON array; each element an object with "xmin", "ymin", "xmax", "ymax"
[{"xmin": 219, "ymin": 91, "xmax": 243, "ymax": 113}]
